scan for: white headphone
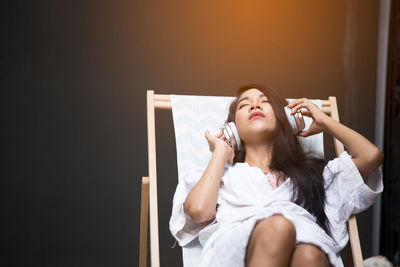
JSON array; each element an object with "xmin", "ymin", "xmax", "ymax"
[{"xmin": 221, "ymin": 122, "xmax": 241, "ymax": 151}]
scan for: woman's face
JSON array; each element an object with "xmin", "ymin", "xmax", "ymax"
[{"xmin": 234, "ymin": 88, "xmax": 277, "ymax": 144}]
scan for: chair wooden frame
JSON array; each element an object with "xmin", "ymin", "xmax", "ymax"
[{"xmin": 140, "ymin": 90, "xmax": 364, "ymax": 267}]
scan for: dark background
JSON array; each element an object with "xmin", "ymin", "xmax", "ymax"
[{"xmin": 1, "ymin": 0, "xmax": 382, "ymax": 266}]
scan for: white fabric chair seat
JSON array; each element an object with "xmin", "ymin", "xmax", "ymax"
[{"xmin": 170, "ymin": 94, "xmax": 324, "ymax": 267}]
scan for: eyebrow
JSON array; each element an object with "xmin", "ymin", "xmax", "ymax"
[{"xmin": 237, "ymin": 93, "xmax": 267, "ymax": 105}]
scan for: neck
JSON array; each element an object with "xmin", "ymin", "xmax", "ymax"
[{"xmin": 244, "ymin": 142, "xmax": 273, "ymax": 173}]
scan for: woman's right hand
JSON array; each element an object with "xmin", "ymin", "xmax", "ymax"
[
  {"xmin": 185, "ymin": 131, "xmax": 232, "ymax": 222},
  {"xmin": 205, "ymin": 130, "xmax": 234, "ymax": 164}
]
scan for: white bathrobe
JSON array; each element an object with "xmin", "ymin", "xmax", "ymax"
[{"xmin": 169, "ymin": 151, "xmax": 383, "ymax": 267}]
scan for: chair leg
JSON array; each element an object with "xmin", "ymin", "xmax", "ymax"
[
  {"xmin": 347, "ymin": 215, "xmax": 364, "ymax": 267},
  {"xmin": 140, "ymin": 176, "xmax": 150, "ymax": 267}
]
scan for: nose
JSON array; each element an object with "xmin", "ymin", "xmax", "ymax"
[{"xmin": 249, "ymin": 101, "xmax": 262, "ymax": 111}]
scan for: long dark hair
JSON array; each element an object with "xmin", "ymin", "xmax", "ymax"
[{"xmin": 227, "ymin": 84, "xmax": 332, "ymax": 236}]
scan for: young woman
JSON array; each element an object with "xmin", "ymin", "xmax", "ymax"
[{"xmin": 169, "ymin": 84, "xmax": 383, "ymax": 267}]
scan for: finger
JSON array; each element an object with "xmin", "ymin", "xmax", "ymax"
[
  {"xmin": 290, "ymin": 102, "xmax": 311, "ymax": 115},
  {"xmin": 300, "ymin": 109, "xmax": 312, "ymax": 117},
  {"xmin": 286, "ymin": 98, "xmax": 304, "ymax": 108},
  {"xmin": 291, "ymin": 101, "xmax": 319, "ymax": 115},
  {"xmin": 228, "ymin": 151, "xmax": 234, "ymax": 164},
  {"xmin": 215, "ymin": 131, "xmax": 223, "ymax": 138},
  {"xmin": 287, "ymin": 98, "xmax": 309, "ymax": 108},
  {"xmin": 205, "ymin": 130, "xmax": 212, "ymax": 141},
  {"xmin": 297, "ymin": 130, "xmax": 311, "ymax": 137}
]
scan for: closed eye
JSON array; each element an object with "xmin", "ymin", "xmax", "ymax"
[{"xmin": 239, "ymin": 103, "xmax": 249, "ymax": 109}]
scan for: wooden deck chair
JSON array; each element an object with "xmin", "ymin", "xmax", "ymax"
[{"xmin": 140, "ymin": 90, "xmax": 364, "ymax": 267}]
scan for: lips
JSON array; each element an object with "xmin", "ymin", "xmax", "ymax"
[{"xmin": 249, "ymin": 111, "xmax": 265, "ymax": 120}]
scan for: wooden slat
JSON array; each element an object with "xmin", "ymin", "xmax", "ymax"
[
  {"xmin": 154, "ymin": 94, "xmax": 171, "ymax": 102},
  {"xmin": 139, "ymin": 176, "xmax": 149, "ymax": 267},
  {"xmin": 155, "ymin": 94, "xmax": 328, "ymax": 105},
  {"xmin": 329, "ymin": 96, "xmax": 363, "ymax": 267},
  {"xmin": 154, "ymin": 101, "xmax": 172, "ymax": 109},
  {"xmin": 322, "ymin": 106, "xmax": 331, "ymax": 115},
  {"xmin": 348, "ymin": 215, "xmax": 364, "ymax": 267},
  {"xmin": 153, "ymin": 94, "xmax": 331, "ymax": 113},
  {"xmin": 147, "ymin": 90, "xmax": 160, "ymax": 267}
]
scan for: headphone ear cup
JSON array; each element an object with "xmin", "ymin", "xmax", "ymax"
[
  {"xmin": 221, "ymin": 122, "xmax": 241, "ymax": 151},
  {"xmin": 293, "ymin": 112, "xmax": 305, "ymax": 133},
  {"xmin": 227, "ymin": 122, "xmax": 241, "ymax": 150},
  {"xmin": 284, "ymin": 107, "xmax": 303, "ymax": 134}
]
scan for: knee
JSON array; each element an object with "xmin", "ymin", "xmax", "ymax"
[
  {"xmin": 255, "ymin": 215, "xmax": 296, "ymax": 236},
  {"xmin": 293, "ymin": 244, "xmax": 330, "ymax": 266},
  {"xmin": 246, "ymin": 216, "xmax": 296, "ymax": 265},
  {"xmin": 253, "ymin": 215, "xmax": 296, "ymax": 245}
]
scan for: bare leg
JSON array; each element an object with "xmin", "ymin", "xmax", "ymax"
[
  {"xmin": 245, "ymin": 215, "xmax": 296, "ymax": 267},
  {"xmin": 290, "ymin": 243, "xmax": 331, "ymax": 267}
]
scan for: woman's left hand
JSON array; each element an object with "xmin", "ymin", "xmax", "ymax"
[
  {"xmin": 287, "ymin": 98, "xmax": 332, "ymax": 137},
  {"xmin": 289, "ymin": 99, "xmax": 384, "ymax": 180}
]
